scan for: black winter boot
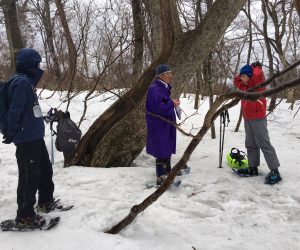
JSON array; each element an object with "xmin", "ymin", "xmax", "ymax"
[{"xmin": 264, "ymin": 169, "xmax": 281, "ymax": 185}]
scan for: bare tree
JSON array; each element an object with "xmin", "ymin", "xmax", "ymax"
[
  {"xmin": 54, "ymin": 0, "xmax": 77, "ymax": 109},
  {"xmin": 28, "ymin": 0, "xmax": 61, "ymax": 86},
  {"xmin": 0, "ymin": 0, "xmax": 24, "ymax": 71},
  {"xmin": 245, "ymin": 0, "xmax": 298, "ymax": 108}
]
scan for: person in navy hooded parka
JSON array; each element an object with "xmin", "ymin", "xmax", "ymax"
[
  {"xmin": 146, "ymin": 64, "xmax": 180, "ymax": 185},
  {"xmin": 3, "ymin": 48, "xmax": 55, "ymax": 228}
]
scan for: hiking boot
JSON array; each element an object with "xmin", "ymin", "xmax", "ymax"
[
  {"xmin": 264, "ymin": 169, "xmax": 281, "ymax": 185},
  {"xmin": 37, "ymin": 199, "xmax": 63, "ymax": 213},
  {"xmin": 16, "ymin": 214, "xmax": 46, "ymax": 228},
  {"xmin": 249, "ymin": 167, "xmax": 258, "ymax": 176},
  {"xmin": 156, "ymin": 175, "xmax": 167, "ymax": 186},
  {"xmin": 236, "ymin": 167, "xmax": 258, "ymax": 177}
]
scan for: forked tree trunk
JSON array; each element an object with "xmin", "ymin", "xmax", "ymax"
[{"xmin": 71, "ymin": 0, "xmax": 248, "ymax": 168}]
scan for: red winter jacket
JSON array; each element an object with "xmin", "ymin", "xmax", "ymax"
[{"xmin": 234, "ymin": 66, "xmax": 267, "ymax": 120}]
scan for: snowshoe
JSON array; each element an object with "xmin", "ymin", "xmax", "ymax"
[
  {"xmin": 1, "ymin": 215, "xmax": 60, "ymax": 232},
  {"xmin": 37, "ymin": 199, "xmax": 73, "ymax": 213},
  {"xmin": 232, "ymin": 167, "xmax": 258, "ymax": 177},
  {"xmin": 146, "ymin": 176, "xmax": 182, "ymax": 189}
]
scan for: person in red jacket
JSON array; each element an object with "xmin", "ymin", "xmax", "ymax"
[{"xmin": 234, "ymin": 63, "xmax": 281, "ymax": 185}]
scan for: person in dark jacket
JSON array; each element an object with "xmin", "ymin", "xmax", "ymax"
[
  {"xmin": 146, "ymin": 64, "xmax": 180, "ymax": 185},
  {"xmin": 2, "ymin": 48, "xmax": 58, "ymax": 228},
  {"xmin": 234, "ymin": 63, "xmax": 281, "ymax": 184}
]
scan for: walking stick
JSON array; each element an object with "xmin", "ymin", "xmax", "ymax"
[
  {"xmin": 50, "ymin": 121, "xmax": 55, "ymax": 164},
  {"xmin": 218, "ymin": 110, "xmax": 230, "ymax": 168},
  {"xmin": 218, "ymin": 113, "xmax": 223, "ymax": 168}
]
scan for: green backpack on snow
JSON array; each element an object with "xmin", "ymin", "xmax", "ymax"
[{"xmin": 226, "ymin": 148, "xmax": 248, "ymax": 169}]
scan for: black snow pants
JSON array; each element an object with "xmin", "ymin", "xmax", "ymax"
[{"xmin": 16, "ymin": 138, "xmax": 54, "ymax": 219}]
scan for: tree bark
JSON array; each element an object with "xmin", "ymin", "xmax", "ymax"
[
  {"xmin": 194, "ymin": 69, "xmax": 202, "ymax": 110},
  {"xmin": 132, "ymin": 0, "xmax": 144, "ymax": 81},
  {"xmin": 203, "ymin": 53, "xmax": 216, "ymax": 139},
  {"xmin": 43, "ymin": 0, "xmax": 61, "ymax": 83},
  {"xmin": 0, "ymin": 0, "xmax": 24, "ymax": 71},
  {"xmin": 71, "ymin": 0, "xmax": 248, "ymax": 168},
  {"xmin": 54, "ymin": 0, "xmax": 77, "ymax": 104},
  {"xmin": 295, "ymin": 0, "xmax": 300, "ymax": 17},
  {"xmin": 261, "ymin": 0, "xmax": 276, "ymax": 112}
]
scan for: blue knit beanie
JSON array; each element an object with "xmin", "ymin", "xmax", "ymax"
[
  {"xmin": 156, "ymin": 64, "xmax": 171, "ymax": 76},
  {"xmin": 240, "ymin": 64, "xmax": 253, "ymax": 78}
]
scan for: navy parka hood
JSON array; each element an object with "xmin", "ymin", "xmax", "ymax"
[{"xmin": 16, "ymin": 48, "xmax": 44, "ymax": 86}]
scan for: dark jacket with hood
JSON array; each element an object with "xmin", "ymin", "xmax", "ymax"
[{"xmin": 6, "ymin": 48, "xmax": 45, "ymax": 144}]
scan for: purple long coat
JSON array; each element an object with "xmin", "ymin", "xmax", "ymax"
[{"xmin": 145, "ymin": 79, "xmax": 176, "ymax": 159}]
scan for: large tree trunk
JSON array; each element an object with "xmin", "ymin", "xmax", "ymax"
[
  {"xmin": 295, "ymin": 0, "xmax": 300, "ymax": 16},
  {"xmin": 0, "ymin": 0, "xmax": 24, "ymax": 71},
  {"xmin": 43, "ymin": 0, "xmax": 61, "ymax": 83},
  {"xmin": 71, "ymin": 0, "xmax": 247, "ymax": 168},
  {"xmin": 194, "ymin": 69, "xmax": 202, "ymax": 109},
  {"xmin": 261, "ymin": 0, "xmax": 276, "ymax": 112},
  {"xmin": 203, "ymin": 53, "xmax": 216, "ymax": 139},
  {"xmin": 132, "ymin": 0, "xmax": 144, "ymax": 81},
  {"xmin": 54, "ymin": 0, "xmax": 77, "ymax": 104}
]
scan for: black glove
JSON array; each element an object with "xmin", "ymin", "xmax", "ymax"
[
  {"xmin": 2, "ymin": 134, "xmax": 14, "ymax": 144},
  {"xmin": 251, "ymin": 61, "xmax": 262, "ymax": 67}
]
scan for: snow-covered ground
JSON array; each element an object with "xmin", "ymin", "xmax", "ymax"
[{"xmin": 1, "ymin": 90, "xmax": 300, "ymax": 250}]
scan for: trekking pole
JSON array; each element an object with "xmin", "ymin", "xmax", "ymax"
[
  {"xmin": 218, "ymin": 112, "xmax": 224, "ymax": 168},
  {"xmin": 50, "ymin": 121, "xmax": 55, "ymax": 164},
  {"xmin": 44, "ymin": 108, "xmax": 57, "ymax": 165},
  {"xmin": 218, "ymin": 110, "xmax": 230, "ymax": 168}
]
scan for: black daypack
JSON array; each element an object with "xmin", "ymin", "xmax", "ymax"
[
  {"xmin": 0, "ymin": 75, "xmax": 20, "ymax": 134},
  {"xmin": 54, "ymin": 112, "xmax": 82, "ymax": 153}
]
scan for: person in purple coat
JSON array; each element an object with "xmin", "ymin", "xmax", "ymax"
[{"xmin": 146, "ymin": 64, "xmax": 180, "ymax": 185}]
